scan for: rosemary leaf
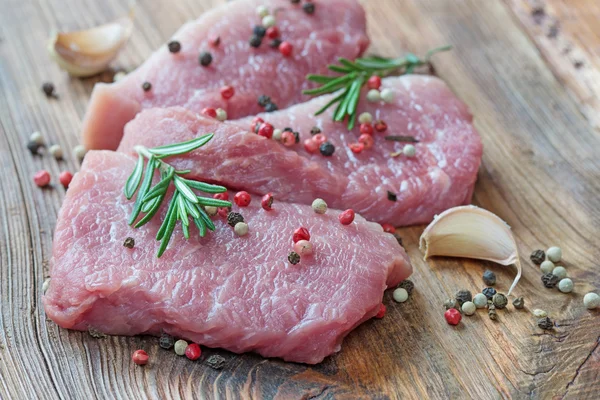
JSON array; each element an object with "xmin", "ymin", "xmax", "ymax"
[
  {"xmin": 328, "ymin": 64, "xmax": 353, "ymax": 74},
  {"xmin": 338, "ymin": 58, "xmax": 362, "ymax": 70},
  {"xmin": 157, "ymin": 205, "xmax": 178, "ymax": 257},
  {"xmin": 124, "ymin": 154, "xmax": 144, "ymax": 199},
  {"xmin": 182, "ymin": 221, "xmax": 190, "ymax": 240},
  {"xmin": 135, "ymin": 195, "xmax": 165, "ymax": 228},
  {"xmin": 314, "ymin": 92, "xmax": 346, "ymax": 116},
  {"xmin": 185, "ymin": 199, "xmax": 201, "ymax": 219},
  {"xmin": 197, "ymin": 197, "xmax": 232, "ymax": 208},
  {"xmin": 196, "ymin": 204, "xmax": 216, "ymax": 231},
  {"xmin": 149, "ymin": 134, "xmax": 214, "ymax": 158},
  {"xmin": 194, "ymin": 217, "xmax": 207, "ymax": 237},
  {"xmin": 177, "ymin": 195, "xmax": 189, "ymax": 225},
  {"xmin": 173, "ymin": 176, "xmax": 199, "ymax": 204},
  {"xmin": 141, "ymin": 195, "xmax": 160, "ymax": 213},
  {"xmin": 142, "ymin": 168, "xmax": 175, "ymax": 203},
  {"xmin": 183, "ymin": 179, "xmax": 227, "ymax": 194},
  {"xmin": 129, "ymin": 156, "xmax": 156, "ymax": 225},
  {"xmin": 156, "ymin": 193, "xmax": 178, "ymax": 241},
  {"xmin": 306, "ymin": 74, "xmax": 336, "ymax": 84},
  {"xmin": 302, "ymin": 74, "xmax": 355, "ymax": 96}
]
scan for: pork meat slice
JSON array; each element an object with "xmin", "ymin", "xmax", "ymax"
[
  {"xmin": 118, "ymin": 75, "xmax": 483, "ymax": 226},
  {"xmin": 43, "ymin": 151, "xmax": 411, "ymax": 364},
  {"xmin": 81, "ymin": 0, "xmax": 369, "ymax": 150}
]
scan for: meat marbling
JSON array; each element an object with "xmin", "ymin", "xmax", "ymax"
[
  {"xmin": 81, "ymin": 0, "xmax": 369, "ymax": 150},
  {"xmin": 43, "ymin": 151, "xmax": 411, "ymax": 364},
  {"xmin": 118, "ymin": 75, "xmax": 483, "ymax": 226}
]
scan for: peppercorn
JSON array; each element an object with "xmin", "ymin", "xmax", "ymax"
[
  {"xmin": 537, "ymin": 317, "xmax": 553, "ymax": 330},
  {"xmin": 249, "ymin": 35, "xmax": 262, "ymax": 48},
  {"xmin": 266, "ymin": 26, "xmax": 279, "ymax": 39},
  {"xmin": 261, "ymin": 193, "xmax": 274, "ymax": 210},
  {"xmin": 264, "ymin": 102, "xmax": 278, "ymax": 112},
  {"xmin": 349, "ymin": 142, "xmax": 364, "ymax": 154},
  {"xmin": 216, "ymin": 108, "xmax": 227, "ymax": 121},
  {"xmin": 209, "ymin": 35, "xmax": 220, "ymax": 47},
  {"xmin": 380, "ymin": 88, "xmax": 395, "ymax": 103},
  {"xmin": 312, "ymin": 198, "xmax": 327, "ymax": 214},
  {"xmin": 49, "ymin": 144, "xmax": 63, "ymax": 159},
  {"xmin": 403, "ymin": 144, "xmax": 416, "ymax": 157},
  {"xmin": 393, "ymin": 233, "xmax": 403, "ymax": 246},
  {"xmin": 397, "ymin": 279, "xmax": 414, "ymax": 294},
  {"xmin": 482, "ymin": 270, "xmax": 496, "ymax": 286},
  {"xmin": 358, "ymin": 112, "xmax": 373, "ymax": 124},
  {"xmin": 30, "ymin": 131, "xmax": 44, "ymax": 145},
  {"xmin": 294, "ymin": 240, "xmax": 313, "ymax": 257},
  {"xmin": 279, "ymin": 41, "xmax": 293, "ymax": 57},
  {"xmin": 546, "ymin": 246, "xmax": 562, "ymax": 262},
  {"xmin": 312, "ymin": 133, "xmax": 327, "ymax": 146},
  {"xmin": 34, "ymin": 170, "xmax": 51, "ymax": 187},
  {"xmin": 288, "ymin": 251, "xmax": 301, "ymax": 265},
  {"xmin": 174, "ymin": 339, "xmax": 188, "ymax": 356},
  {"xmin": 338, "ymin": 209, "xmax": 355, "ymax": 225},
  {"xmin": 387, "ymin": 191, "xmax": 397, "ymax": 202},
  {"xmin": 462, "ymin": 301, "xmax": 476, "ymax": 316},
  {"xmin": 482, "ymin": 287, "xmax": 496, "ymax": 300},
  {"xmin": 367, "ymin": 75, "xmax": 382, "ymax": 90},
  {"xmin": 256, "ymin": 4, "xmax": 269, "ymax": 16},
  {"xmin": 488, "ymin": 304, "xmax": 498, "ymax": 320},
  {"xmin": 168, "ymin": 40, "xmax": 181, "ymax": 53},
  {"xmin": 123, "ymin": 237, "xmax": 135, "ymax": 249},
  {"xmin": 530, "ymin": 249, "xmax": 545, "ymax": 265},
  {"xmin": 443, "ymin": 299, "xmax": 459, "ymax": 311},
  {"xmin": 159, "ymin": 332, "xmax": 175, "ymax": 349},
  {"xmin": 473, "ymin": 293, "xmax": 487, "ymax": 308},
  {"xmin": 132, "ymin": 350, "xmax": 149, "ymax": 365},
  {"xmin": 220, "ymin": 85, "xmax": 235, "ymax": 100},
  {"xmin": 319, "ymin": 142, "xmax": 335, "ymax": 156},
  {"xmin": 393, "ymin": 288, "xmax": 409, "ymax": 303},
  {"xmin": 366, "ymin": 89, "xmax": 381, "ymax": 103},
  {"xmin": 374, "ymin": 120, "xmax": 388, "ymax": 132},
  {"xmin": 214, "ymin": 192, "xmax": 229, "ymax": 201},
  {"xmin": 552, "ymin": 266, "xmax": 567, "ymax": 280},
  {"xmin": 541, "ymin": 272, "xmax": 559, "ymax": 288},
  {"xmin": 73, "ymin": 144, "xmax": 87, "ymax": 161},
  {"xmin": 558, "ymin": 278, "xmax": 573, "ymax": 293},
  {"xmin": 540, "ymin": 260, "xmax": 554, "ymax": 274},
  {"xmin": 234, "ymin": 222, "xmax": 249, "ymax": 237},
  {"xmin": 292, "ymin": 131, "xmax": 300, "ymax": 144},
  {"xmin": 292, "ymin": 227, "xmax": 310, "ymax": 243},
  {"xmin": 532, "ymin": 309, "xmax": 547, "ymax": 318},
  {"xmin": 583, "ymin": 293, "xmax": 600, "ymax": 309},
  {"xmin": 444, "ymin": 308, "xmax": 461, "ymax": 325},
  {"xmin": 185, "ymin": 343, "xmax": 202, "ymax": 360},
  {"xmin": 227, "ymin": 212, "xmax": 244, "ymax": 227},
  {"xmin": 381, "ymin": 223, "xmax": 395, "ymax": 234},
  {"xmin": 269, "ymin": 38, "xmax": 282, "ymax": 49},
  {"xmin": 258, "ymin": 95, "xmax": 271, "ymax": 107},
  {"xmin": 290, "ymin": 0, "xmax": 300, "ymax": 4},
  {"xmin": 253, "ymin": 25, "xmax": 266, "ymax": 38},
  {"xmin": 512, "ymin": 297, "xmax": 525, "ymax": 309},
  {"xmin": 234, "ymin": 191, "xmax": 251, "ymax": 207},
  {"xmin": 310, "ymin": 126, "xmax": 321, "ymax": 135},
  {"xmin": 375, "ymin": 304, "xmax": 386, "ymax": 319},
  {"xmin": 455, "ymin": 289, "xmax": 472, "ymax": 306},
  {"xmin": 205, "ymin": 206, "xmax": 218, "ymax": 216},
  {"xmin": 206, "ymin": 355, "xmax": 227, "ymax": 369},
  {"xmin": 202, "ymin": 107, "xmax": 217, "ymax": 118},
  {"xmin": 262, "ymin": 15, "xmax": 276, "ymax": 28},
  {"xmin": 359, "ymin": 123, "xmax": 374, "ymax": 136},
  {"xmin": 302, "ymin": 2, "xmax": 315, "ymax": 14},
  {"xmin": 258, "ymin": 122, "xmax": 274, "ymax": 138},
  {"xmin": 358, "ymin": 134, "xmax": 374, "ymax": 149},
  {"xmin": 142, "ymin": 82, "xmax": 152, "ymax": 92},
  {"xmin": 42, "ymin": 82, "xmax": 56, "ymax": 98},
  {"xmin": 492, "ymin": 293, "xmax": 508, "ymax": 309},
  {"xmin": 27, "ymin": 140, "xmax": 41, "ymax": 155},
  {"xmin": 199, "ymin": 51, "xmax": 213, "ymax": 66},
  {"xmin": 283, "ymin": 127, "xmax": 293, "ymax": 132}
]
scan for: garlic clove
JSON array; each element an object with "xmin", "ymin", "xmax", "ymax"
[
  {"xmin": 47, "ymin": 13, "xmax": 134, "ymax": 77},
  {"xmin": 419, "ymin": 205, "xmax": 522, "ymax": 295}
]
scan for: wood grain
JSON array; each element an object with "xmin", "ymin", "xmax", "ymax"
[{"xmin": 1, "ymin": 0, "xmax": 599, "ymax": 398}]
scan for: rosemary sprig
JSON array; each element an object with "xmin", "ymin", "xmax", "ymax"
[
  {"xmin": 124, "ymin": 134, "xmax": 231, "ymax": 257},
  {"xmin": 303, "ymin": 45, "xmax": 452, "ymax": 129}
]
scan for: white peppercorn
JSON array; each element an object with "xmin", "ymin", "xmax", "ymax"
[
  {"xmin": 30, "ymin": 131, "xmax": 44, "ymax": 145},
  {"xmin": 113, "ymin": 71, "xmax": 127, "ymax": 82},
  {"xmin": 393, "ymin": 288, "xmax": 409, "ymax": 303},
  {"xmin": 380, "ymin": 88, "xmax": 395, "ymax": 103},
  {"xmin": 273, "ymin": 128, "xmax": 283, "ymax": 141},
  {"xmin": 73, "ymin": 144, "xmax": 87, "ymax": 160},
  {"xmin": 216, "ymin": 108, "xmax": 227, "ymax": 121},
  {"xmin": 403, "ymin": 144, "xmax": 416, "ymax": 157},
  {"xmin": 583, "ymin": 292, "xmax": 600, "ymax": 309},
  {"xmin": 546, "ymin": 246, "xmax": 562, "ymax": 262},
  {"xmin": 49, "ymin": 144, "xmax": 63, "ymax": 160},
  {"xmin": 558, "ymin": 278, "xmax": 573, "ymax": 293},
  {"xmin": 366, "ymin": 89, "xmax": 381, "ymax": 102},
  {"xmin": 473, "ymin": 293, "xmax": 488, "ymax": 308},
  {"xmin": 205, "ymin": 206, "xmax": 218, "ymax": 216},
  {"xmin": 234, "ymin": 222, "xmax": 249, "ymax": 236},
  {"xmin": 174, "ymin": 339, "xmax": 188, "ymax": 356},
  {"xmin": 532, "ymin": 309, "xmax": 547, "ymax": 318},
  {"xmin": 552, "ymin": 266, "xmax": 567, "ymax": 280},
  {"xmin": 358, "ymin": 112, "xmax": 373, "ymax": 124},
  {"xmin": 311, "ymin": 198, "xmax": 327, "ymax": 214},
  {"xmin": 462, "ymin": 301, "xmax": 476, "ymax": 316},
  {"xmin": 42, "ymin": 278, "xmax": 51, "ymax": 294},
  {"xmin": 540, "ymin": 260, "xmax": 554, "ymax": 274},
  {"xmin": 262, "ymin": 15, "xmax": 276, "ymax": 28}
]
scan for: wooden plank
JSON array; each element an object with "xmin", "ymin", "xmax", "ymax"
[
  {"xmin": 0, "ymin": 0, "xmax": 599, "ymax": 398},
  {"xmin": 504, "ymin": 0, "xmax": 600, "ymax": 130}
]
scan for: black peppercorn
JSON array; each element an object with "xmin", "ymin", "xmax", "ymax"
[
  {"xmin": 249, "ymin": 35, "xmax": 262, "ymax": 48},
  {"xmin": 253, "ymin": 25, "xmax": 266, "ymax": 38},
  {"xmin": 159, "ymin": 332, "xmax": 174, "ymax": 349},
  {"xmin": 310, "ymin": 126, "xmax": 321, "ymax": 135},
  {"xmin": 482, "ymin": 287, "xmax": 497, "ymax": 300},
  {"xmin": 530, "ymin": 249, "xmax": 545, "ymax": 265},
  {"xmin": 27, "ymin": 141, "xmax": 41, "ymax": 155},
  {"xmin": 199, "ymin": 51, "xmax": 213, "ymax": 66},
  {"xmin": 288, "ymin": 251, "xmax": 300, "ymax": 265},
  {"xmin": 319, "ymin": 142, "xmax": 335, "ymax": 156},
  {"xmin": 227, "ymin": 212, "xmax": 244, "ymax": 227},
  {"xmin": 541, "ymin": 272, "xmax": 559, "ymax": 288},
  {"xmin": 168, "ymin": 40, "xmax": 181, "ymax": 53},
  {"xmin": 492, "ymin": 293, "xmax": 508, "ymax": 309},
  {"xmin": 302, "ymin": 2, "xmax": 315, "ymax": 14},
  {"xmin": 455, "ymin": 289, "xmax": 472, "ymax": 306},
  {"xmin": 393, "ymin": 233, "xmax": 403, "ymax": 247},
  {"xmin": 397, "ymin": 279, "xmax": 414, "ymax": 294},
  {"xmin": 123, "ymin": 237, "xmax": 135, "ymax": 248},
  {"xmin": 205, "ymin": 354, "xmax": 227, "ymax": 370},
  {"xmin": 142, "ymin": 82, "xmax": 152, "ymax": 92},
  {"xmin": 258, "ymin": 95, "xmax": 271, "ymax": 107},
  {"xmin": 264, "ymin": 102, "xmax": 278, "ymax": 112},
  {"xmin": 283, "ymin": 127, "xmax": 293, "ymax": 132},
  {"xmin": 387, "ymin": 191, "xmax": 397, "ymax": 202},
  {"xmin": 512, "ymin": 297, "xmax": 525, "ymax": 309},
  {"xmin": 42, "ymin": 82, "xmax": 56, "ymax": 98},
  {"xmin": 482, "ymin": 270, "xmax": 496, "ymax": 286},
  {"xmin": 290, "ymin": 0, "xmax": 300, "ymax": 4},
  {"xmin": 292, "ymin": 131, "xmax": 300, "ymax": 144},
  {"xmin": 269, "ymin": 38, "xmax": 282, "ymax": 49},
  {"xmin": 537, "ymin": 316, "xmax": 553, "ymax": 330}
]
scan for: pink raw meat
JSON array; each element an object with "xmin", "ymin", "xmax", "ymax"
[
  {"xmin": 43, "ymin": 151, "xmax": 411, "ymax": 364},
  {"xmin": 118, "ymin": 75, "xmax": 483, "ymax": 226},
  {"xmin": 81, "ymin": 0, "xmax": 368, "ymax": 150}
]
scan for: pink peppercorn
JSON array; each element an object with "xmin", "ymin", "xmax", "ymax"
[
  {"xmin": 367, "ymin": 75, "xmax": 382, "ymax": 90},
  {"xmin": 349, "ymin": 142, "xmax": 364, "ymax": 154},
  {"xmin": 258, "ymin": 123, "xmax": 274, "ymax": 139},
  {"xmin": 185, "ymin": 343, "xmax": 202, "ymax": 360},
  {"xmin": 293, "ymin": 227, "xmax": 310, "ymax": 243},
  {"xmin": 374, "ymin": 120, "xmax": 387, "ymax": 133},
  {"xmin": 281, "ymin": 130, "xmax": 296, "ymax": 147},
  {"xmin": 294, "ymin": 240, "xmax": 313, "ymax": 256},
  {"xmin": 444, "ymin": 308, "xmax": 462, "ymax": 325},
  {"xmin": 339, "ymin": 209, "xmax": 355, "ymax": 225},
  {"xmin": 304, "ymin": 138, "xmax": 319, "ymax": 154},
  {"xmin": 132, "ymin": 350, "xmax": 149, "ymax": 365},
  {"xmin": 312, "ymin": 133, "xmax": 327, "ymax": 146},
  {"xmin": 59, "ymin": 171, "xmax": 73, "ymax": 188},
  {"xmin": 279, "ymin": 41, "xmax": 293, "ymax": 57},
  {"xmin": 220, "ymin": 85, "xmax": 235, "ymax": 100},
  {"xmin": 261, "ymin": 193, "xmax": 274, "ymax": 210},
  {"xmin": 375, "ymin": 304, "xmax": 386, "ymax": 319},
  {"xmin": 213, "ymin": 192, "xmax": 229, "ymax": 201},
  {"xmin": 34, "ymin": 170, "xmax": 51, "ymax": 187},
  {"xmin": 381, "ymin": 223, "xmax": 395, "ymax": 234},
  {"xmin": 359, "ymin": 123, "xmax": 373, "ymax": 136},
  {"xmin": 217, "ymin": 207, "xmax": 229, "ymax": 218},
  {"xmin": 358, "ymin": 134, "xmax": 374, "ymax": 149},
  {"xmin": 250, "ymin": 117, "xmax": 264, "ymax": 133},
  {"xmin": 234, "ymin": 191, "xmax": 251, "ymax": 207},
  {"xmin": 202, "ymin": 107, "xmax": 217, "ymax": 118},
  {"xmin": 266, "ymin": 26, "xmax": 279, "ymax": 39}
]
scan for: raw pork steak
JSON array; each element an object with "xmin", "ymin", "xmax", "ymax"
[
  {"xmin": 43, "ymin": 151, "xmax": 411, "ymax": 364},
  {"xmin": 118, "ymin": 75, "xmax": 483, "ymax": 226},
  {"xmin": 81, "ymin": 0, "xmax": 368, "ymax": 150}
]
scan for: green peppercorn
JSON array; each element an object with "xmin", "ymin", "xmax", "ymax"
[
  {"xmin": 482, "ymin": 270, "xmax": 496, "ymax": 286},
  {"xmin": 227, "ymin": 212, "xmax": 244, "ymax": 227},
  {"xmin": 174, "ymin": 339, "xmax": 188, "ymax": 356},
  {"xmin": 288, "ymin": 251, "xmax": 300, "ymax": 265},
  {"xmin": 492, "ymin": 293, "xmax": 508, "ymax": 309},
  {"xmin": 455, "ymin": 289, "xmax": 472, "ymax": 306},
  {"xmin": 199, "ymin": 51, "xmax": 213, "ymax": 66},
  {"xmin": 530, "ymin": 249, "xmax": 545, "ymax": 265}
]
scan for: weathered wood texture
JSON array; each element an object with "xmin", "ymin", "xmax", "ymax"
[{"xmin": 1, "ymin": 0, "xmax": 599, "ymax": 399}]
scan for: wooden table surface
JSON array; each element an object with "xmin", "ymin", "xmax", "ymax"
[{"xmin": 1, "ymin": 0, "xmax": 599, "ymax": 398}]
